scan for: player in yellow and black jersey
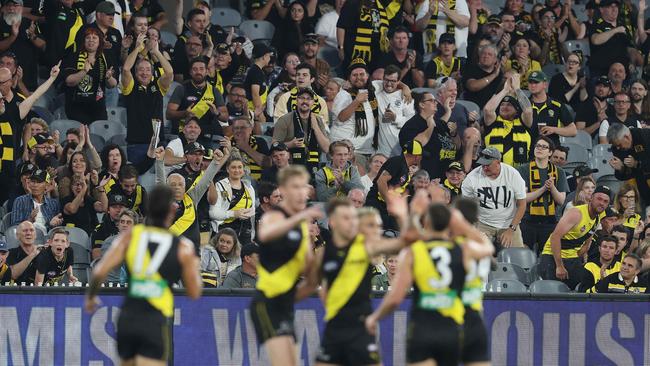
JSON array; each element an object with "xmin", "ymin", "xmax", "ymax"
[
  {"xmin": 85, "ymin": 185, "xmax": 202, "ymax": 365},
  {"xmin": 365, "ymin": 200, "xmax": 494, "ymax": 366},
  {"xmin": 250, "ymin": 165, "xmax": 324, "ymax": 366},
  {"xmin": 296, "ymin": 196, "xmax": 416, "ymax": 366}
]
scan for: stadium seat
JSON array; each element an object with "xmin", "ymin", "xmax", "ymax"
[
  {"xmin": 560, "ymin": 130, "xmax": 592, "ymax": 151},
  {"xmin": 72, "ymin": 264, "xmax": 90, "ymax": 284},
  {"xmin": 0, "ymin": 212, "xmax": 11, "ymax": 234},
  {"xmin": 52, "ymin": 106, "xmax": 67, "ymax": 120},
  {"xmin": 485, "ymin": 279, "xmax": 527, "ymax": 293},
  {"xmin": 597, "ymin": 175, "xmax": 623, "ymax": 193},
  {"xmin": 592, "ymin": 144, "xmax": 612, "ymax": 159},
  {"xmin": 160, "ymin": 31, "xmax": 177, "ymax": 47},
  {"xmin": 49, "ymin": 226, "xmax": 90, "ymax": 250},
  {"xmin": 90, "ymin": 120, "xmax": 127, "ymax": 139},
  {"xmin": 31, "ymin": 106, "xmax": 54, "ymax": 124},
  {"xmin": 318, "ymin": 45, "xmax": 341, "ymax": 73},
  {"xmin": 50, "ymin": 120, "xmax": 82, "ymax": 142},
  {"xmin": 239, "ymin": 20, "xmax": 275, "ymax": 43},
  {"xmin": 455, "ymin": 99, "xmax": 480, "ymax": 117},
  {"xmin": 71, "ymin": 243, "xmax": 91, "ymax": 266},
  {"xmin": 563, "ymin": 39, "xmax": 590, "ymax": 57},
  {"xmin": 563, "ymin": 142, "xmax": 589, "ymax": 164},
  {"xmin": 260, "ymin": 122, "xmax": 274, "ymax": 135},
  {"xmin": 529, "ymin": 280, "xmax": 571, "ymax": 294},
  {"xmin": 139, "ymin": 169, "xmax": 156, "ymax": 193},
  {"xmin": 90, "ymin": 134, "xmax": 105, "ymax": 152},
  {"xmin": 107, "ymin": 107, "xmax": 127, "ymax": 127},
  {"xmin": 411, "ymin": 87, "xmax": 436, "ymax": 94},
  {"xmin": 488, "ymin": 262, "xmax": 529, "ymax": 283},
  {"xmin": 211, "ymin": 7, "xmax": 242, "ymax": 28},
  {"xmin": 542, "ymin": 63, "xmax": 564, "ymax": 79},
  {"xmin": 255, "ymin": 135, "xmax": 272, "ymax": 148},
  {"xmin": 590, "ymin": 158, "xmax": 615, "ymax": 181},
  {"xmin": 6, "ymin": 225, "xmax": 47, "ymax": 248},
  {"xmin": 527, "ymin": 263, "xmax": 542, "ymax": 285},
  {"xmin": 108, "ymin": 134, "xmax": 128, "ymax": 150},
  {"xmin": 497, "ymin": 247, "xmax": 537, "ymax": 270}
]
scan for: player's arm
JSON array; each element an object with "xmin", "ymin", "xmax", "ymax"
[
  {"xmin": 295, "ymin": 246, "xmax": 324, "ymax": 301},
  {"xmin": 178, "ymin": 238, "xmax": 202, "ymax": 299},
  {"xmin": 365, "ymin": 248, "xmax": 413, "ymax": 335},
  {"xmin": 85, "ymin": 231, "xmax": 131, "ymax": 312},
  {"xmin": 450, "ymin": 209, "xmax": 495, "ymax": 260},
  {"xmin": 257, "ymin": 206, "xmax": 323, "ymax": 243}
]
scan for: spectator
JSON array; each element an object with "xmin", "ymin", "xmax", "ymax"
[
  {"xmin": 260, "ymin": 142, "xmax": 291, "ymax": 183},
  {"xmin": 0, "ymin": 239, "xmax": 11, "ymax": 284},
  {"xmin": 210, "ymin": 157, "xmax": 256, "ymax": 245},
  {"xmin": 325, "ymin": 79, "xmax": 343, "ymax": 124},
  {"xmin": 607, "ymin": 125, "xmax": 650, "ymax": 206},
  {"xmin": 575, "ymin": 76, "xmax": 613, "ymax": 138},
  {"xmin": 589, "ymin": 207, "xmax": 620, "ymax": 261},
  {"xmin": 415, "ymin": 0, "xmax": 470, "ymax": 58},
  {"xmin": 315, "ymin": 0, "xmax": 343, "ymax": 49},
  {"xmin": 106, "ymin": 165, "xmax": 147, "ymax": 216},
  {"xmin": 272, "ymin": 63, "xmax": 329, "ymax": 123},
  {"xmin": 56, "ymin": 148, "xmax": 100, "ymax": 201},
  {"xmin": 62, "ymin": 174, "xmax": 106, "ymax": 234},
  {"xmin": 0, "ymin": 0, "xmax": 45, "ymax": 91},
  {"xmin": 612, "ymin": 225, "xmax": 632, "ymax": 261},
  {"xmin": 607, "ymin": 62, "xmax": 627, "ymax": 95},
  {"xmin": 172, "ymin": 9, "xmax": 207, "ymax": 80},
  {"xmin": 551, "ymin": 146, "xmax": 569, "ymax": 168},
  {"xmin": 34, "ymin": 228, "xmax": 76, "ymax": 286},
  {"xmin": 411, "ymin": 169, "xmax": 431, "ymax": 191},
  {"xmin": 425, "ymin": 33, "xmax": 466, "ymax": 87},
  {"xmin": 200, "ymin": 228, "xmax": 242, "ymax": 288},
  {"xmin": 98, "ymin": 144, "xmax": 126, "ymax": 190},
  {"xmin": 536, "ymin": 7, "xmax": 566, "ymax": 66},
  {"xmin": 272, "ymin": 1, "xmax": 316, "ymax": 59},
  {"xmin": 231, "ymin": 117, "xmax": 270, "ymax": 181},
  {"xmin": 244, "ymin": 44, "xmax": 273, "ymax": 123},
  {"xmin": 565, "ymin": 176, "xmax": 596, "ymax": 214},
  {"xmin": 41, "ymin": 0, "xmax": 94, "ymax": 67},
  {"xmin": 371, "ymin": 254, "xmax": 397, "ymax": 290},
  {"xmin": 596, "ymin": 253, "xmax": 648, "ymax": 293},
  {"xmin": 483, "ymin": 73, "xmax": 533, "ymax": 167},
  {"xmin": 90, "ymin": 193, "xmax": 127, "ymax": 259},
  {"xmin": 443, "ymin": 161, "xmax": 465, "ymax": 198},
  {"xmin": 347, "ymin": 188, "xmax": 366, "ymax": 208},
  {"xmin": 540, "ymin": 185, "xmax": 611, "ymax": 289},
  {"xmin": 25, "ymin": 132, "xmax": 58, "ymax": 171},
  {"xmin": 301, "ymin": 33, "xmax": 330, "ymax": 93},
  {"xmin": 98, "ymin": 209, "xmax": 138, "ymax": 284},
  {"xmin": 372, "ymin": 26, "xmax": 424, "ymax": 88},
  {"xmin": 518, "ymin": 136, "xmax": 568, "ymax": 254},
  {"xmin": 122, "ymin": 33, "xmax": 173, "ymax": 164},
  {"xmin": 373, "ymin": 64, "xmax": 415, "ymax": 156},
  {"xmin": 366, "ymin": 140, "xmax": 422, "ymax": 230},
  {"xmin": 336, "ymin": 0, "xmax": 390, "ymax": 68},
  {"xmin": 130, "ymin": 0, "xmax": 166, "ymax": 29},
  {"xmin": 209, "ymin": 43, "xmax": 238, "ymax": 97},
  {"xmin": 528, "ymin": 70, "xmax": 577, "ymax": 150},
  {"xmin": 461, "ymin": 146, "xmax": 527, "ymax": 250},
  {"xmin": 6, "ymin": 221, "xmax": 40, "ymax": 284},
  {"xmin": 315, "ymin": 141, "xmax": 364, "ymax": 201},
  {"xmin": 226, "ymin": 84, "xmax": 255, "ymax": 128},
  {"xmin": 579, "ymin": 235, "xmax": 620, "ymax": 292},
  {"xmin": 589, "ymin": 0, "xmax": 634, "ymax": 77},
  {"xmin": 11, "ymin": 169, "xmax": 62, "ymax": 231},
  {"xmin": 360, "ymin": 153, "xmax": 387, "ymax": 193},
  {"xmin": 599, "ymin": 92, "xmax": 640, "ymax": 144},
  {"xmin": 221, "ymin": 243, "xmax": 260, "ymax": 289},
  {"xmin": 273, "ymin": 87, "xmax": 330, "ymax": 174},
  {"xmin": 614, "ymin": 183, "xmax": 642, "ymax": 230},
  {"xmin": 254, "ymin": 182, "xmax": 282, "ymax": 233},
  {"xmin": 630, "ymin": 80, "xmax": 649, "ymax": 120},
  {"xmin": 63, "ymin": 27, "xmax": 117, "ymax": 124},
  {"xmin": 548, "ymin": 52, "xmax": 588, "ymax": 110},
  {"xmin": 504, "ymin": 38, "xmax": 541, "ymax": 90},
  {"xmin": 164, "ymin": 118, "xmax": 206, "ymax": 172},
  {"xmin": 169, "ymin": 142, "xmax": 207, "ymax": 190},
  {"xmin": 463, "ymin": 43, "xmax": 505, "ymax": 107},
  {"xmin": 172, "ymin": 35, "xmax": 205, "ymax": 81},
  {"xmin": 166, "ymin": 57, "xmax": 228, "ymax": 139}
]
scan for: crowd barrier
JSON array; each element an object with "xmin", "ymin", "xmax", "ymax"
[{"xmin": 0, "ymin": 288, "xmax": 649, "ymax": 366}]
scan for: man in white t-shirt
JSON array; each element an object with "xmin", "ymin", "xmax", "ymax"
[
  {"xmin": 164, "ymin": 117, "xmax": 205, "ymax": 173},
  {"xmin": 315, "ymin": 0, "xmax": 343, "ymax": 49},
  {"xmin": 372, "ymin": 64, "xmax": 415, "ymax": 157},
  {"xmin": 415, "ymin": 0, "xmax": 470, "ymax": 59},
  {"xmin": 461, "ymin": 146, "xmax": 527, "ymax": 249}
]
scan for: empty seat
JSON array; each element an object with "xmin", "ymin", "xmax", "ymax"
[
  {"xmin": 317, "ymin": 45, "xmax": 341, "ymax": 73},
  {"xmin": 72, "ymin": 265, "xmax": 90, "ymax": 284},
  {"xmin": 71, "ymin": 243, "xmax": 91, "ymax": 266},
  {"xmin": 486, "ymin": 279, "xmax": 527, "ymax": 293},
  {"xmin": 590, "ymin": 159, "xmax": 615, "ymax": 181},
  {"xmin": 563, "ymin": 142, "xmax": 589, "ymax": 164},
  {"xmin": 592, "ymin": 144, "xmax": 612, "ymax": 159},
  {"xmin": 160, "ymin": 30, "xmax": 177, "ymax": 46},
  {"xmin": 0, "ymin": 212, "xmax": 11, "ymax": 234},
  {"xmin": 90, "ymin": 134, "xmax": 105, "ymax": 152},
  {"xmin": 239, "ymin": 20, "xmax": 275, "ymax": 42},
  {"xmin": 50, "ymin": 120, "xmax": 82, "ymax": 142},
  {"xmin": 542, "ymin": 63, "xmax": 564, "ymax": 78},
  {"xmin": 89, "ymin": 120, "xmax": 127, "ymax": 139},
  {"xmin": 107, "ymin": 107, "xmax": 127, "ymax": 127},
  {"xmin": 560, "ymin": 130, "xmax": 592, "ymax": 151},
  {"xmin": 597, "ymin": 175, "xmax": 623, "ymax": 193},
  {"xmin": 527, "ymin": 263, "xmax": 542, "ymax": 285},
  {"xmin": 108, "ymin": 134, "xmax": 127, "ymax": 148},
  {"xmin": 31, "ymin": 106, "xmax": 54, "ymax": 124},
  {"xmin": 497, "ymin": 248, "xmax": 537, "ymax": 270},
  {"xmin": 529, "ymin": 280, "xmax": 571, "ymax": 294},
  {"xmin": 455, "ymin": 99, "xmax": 481, "ymax": 117},
  {"xmin": 211, "ymin": 7, "xmax": 242, "ymax": 27},
  {"xmin": 563, "ymin": 39, "xmax": 590, "ymax": 57},
  {"xmin": 139, "ymin": 169, "xmax": 156, "ymax": 193},
  {"xmin": 488, "ymin": 262, "xmax": 529, "ymax": 283}
]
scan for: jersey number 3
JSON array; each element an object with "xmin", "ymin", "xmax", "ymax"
[{"xmin": 428, "ymin": 247, "xmax": 452, "ymax": 288}]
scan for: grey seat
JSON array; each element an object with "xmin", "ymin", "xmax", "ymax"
[
  {"xmin": 527, "ymin": 263, "xmax": 542, "ymax": 285},
  {"xmin": 50, "ymin": 226, "xmax": 90, "ymax": 250},
  {"xmin": 107, "ymin": 107, "xmax": 127, "ymax": 127},
  {"xmin": 317, "ymin": 45, "xmax": 341, "ymax": 73},
  {"xmin": 497, "ymin": 248, "xmax": 537, "ymax": 270},
  {"xmin": 455, "ymin": 99, "xmax": 481, "ymax": 117},
  {"xmin": 596, "ymin": 175, "xmax": 623, "ymax": 194},
  {"xmin": 560, "ymin": 130, "xmax": 592, "ymax": 151},
  {"xmin": 529, "ymin": 279, "xmax": 571, "ymax": 294},
  {"xmin": 239, "ymin": 20, "xmax": 275, "ymax": 42},
  {"xmin": 211, "ymin": 7, "xmax": 242, "ymax": 27},
  {"xmin": 90, "ymin": 120, "xmax": 127, "ymax": 140},
  {"xmin": 0, "ymin": 212, "xmax": 11, "ymax": 234},
  {"xmin": 90, "ymin": 134, "xmax": 105, "ymax": 152},
  {"xmin": 542, "ymin": 63, "xmax": 564, "ymax": 79},
  {"xmin": 488, "ymin": 262, "xmax": 529, "ymax": 283},
  {"xmin": 71, "ymin": 243, "xmax": 91, "ymax": 266},
  {"xmin": 31, "ymin": 106, "xmax": 54, "ymax": 124},
  {"xmin": 72, "ymin": 264, "xmax": 90, "ymax": 284},
  {"xmin": 486, "ymin": 279, "xmax": 527, "ymax": 293},
  {"xmin": 50, "ymin": 120, "xmax": 82, "ymax": 142},
  {"xmin": 563, "ymin": 39, "xmax": 590, "ymax": 57},
  {"xmin": 563, "ymin": 142, "xmax": 589, "ymax": 164},
  {"xmin": 160, "ymin": 31, "xmax": 177, "ymax": 47}
]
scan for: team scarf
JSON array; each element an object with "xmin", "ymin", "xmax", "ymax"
[
  {"xmin": 351, "ymin": 0, "xmax": 390, "ymax": 63},
  {"xmin": 424, "ymin": 0, "xmax": 457, "ymax": 54},
  {"xmin": 528, "ymin": 161, "xmax": 558, "ymax": 216},
  {"xmin": 539, "ymin": 29, "xmax": 561, "ymax": 65},
  {"xmin": 348, "ymin": 87, "xmax": 378, "ymax": 139}
]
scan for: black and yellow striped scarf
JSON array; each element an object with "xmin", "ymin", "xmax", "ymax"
[
  {"xmin": 287, "ymin": 87, "xmax": 322, "ymax": 115},
  {"xmin": 351, "ymin": 0, "xmax": 390, "ymax": 63},
  {"xmin": 528, "ymin": 161, "xmax": 558, "ymax": 216},
  {"xmin": 349, "ymin": 87, "xmax": 378, "ymax": 138},
  {"xmin": 539, "ymin": 30, "xmax": 561, "ymax": 65},
  {"xmin": 424, "ymin": 0, "xmax": 457, "ymax": 54}
]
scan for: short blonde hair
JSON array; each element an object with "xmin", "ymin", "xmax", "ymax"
[{"xmin": 277, "ymin": 165, "xmax": 310, "ymax": 186}]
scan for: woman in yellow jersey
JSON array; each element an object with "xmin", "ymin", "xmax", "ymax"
[
  {"xmin": 614, "ymin": 183, "xmax": 642, "ymax": 230},
  {"xmin": 504, "ymin": 37, "xmax": 541, "ymax": 90}
]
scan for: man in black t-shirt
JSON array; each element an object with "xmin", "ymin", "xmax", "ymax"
[
  {"xmin": 0, "ymin": 240, "xmax": 12, "ymax": 284},
  {"xmin": 244, "ymin": 44, "xmax": 273, "ymax": 123},
  {"xmin": 575, "ymin": 76, "xmax": 614, "ymax": 138},
  {"xmin": 372, "ymin": 26, "xmax": 425, "ymax": 88},
  {"xmin": 91, "ymin": 193, "xmax": 127, "ymax": 260},
  {"xmin": 169, "ymin": 142, "xmax": 205, "ymax": 190},
  {"xmin": 366, "ymin": 140, "xmax": 422, "ymax": 230},
  {"xmin": 462, "ymin": 43, "xmax": 505, "ymax": 107},
  {"xmin": 173, "ymin": 9, "xmax": 207, "ymax": 80},
  {"xmin": 589, "ymin": 0, "xmax": 634, "ymax": 77},
  {"xmin": 34, "ymin": 228, "xmax": 76, "ymax": 286},
  {"xmin": 6, "ymin": 221, "xmax": 41, "ymax": 284}
]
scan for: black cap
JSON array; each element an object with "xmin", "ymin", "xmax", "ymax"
[
  {"xmin": 599, "ymin": 0, "xmax": 619, "ymax": 7},
  {"xmin": 240, "ymin": 243, "xmax": 260, "ymax": 260},
  {"xmin": 439, "ymin": 33, "xmax": 455, "ymax": 44},
  {"xmin": 232, "ymin": 35, "xmax": 246, "ymax": 44},
  {"xmin": 28, "ymin": 133, "xmax": 54, "ymax": 149},
  {"xmin": 96, "ymin": 1, "xmax": 118, "ymax": 14},
  {"xmin": 487, "ymin": 15, "xmax": 501, "ymax": 25},
  {"xmin": 573, "ymin": 164, "xmax": 598, "ymax": 178},
  {"xmin": 402, "ymin": 140, "xmax": 423, "ymax": 156},
  {"xmin": 447, "ymin": 161, "xmax": 464, "ymax": 172},
  {"xmin": 17, "ymin": 162, "xmax": 36, "ymax": 177},
  {"xmin": 593, "ymin": 185, "xmax": 612, "ymax": 199},
  {"xmin": 215, "ymin": 43, "xmax": 229, "ymax": 55},
  {"xmin": 303, "ymin": 33, "xmax": 319, "ymax": 44},
  {"xmin": 477, "ymin": 147, "xmax": 502, "ymax": 165},
  {"xmin": 604, "ymin": 206, "xmax": 619, "ymax": 218},
  {"xmin": 184, "ymin": 142, "xmax": 205, "ymax": 155},
  {"xmin": 270, "ymin": 141, "xmax": 288, "ymax": 153},
  {"xmin": 252, "ymin": 43, "xmax": 272, "ymax": 59},
  {"xmin": 108, "ymin": 193, "xmax": 129, "ymax": 206},
  {"xmin": 585, "ymin": 0, "xmax": 597, "ymax": 9},
  {"xmin": 348, "ymin": 58, "xmax": 368, "ymax": 72},
  {"xmin": 595, "ymin": 76, "xmax": 611, "ymax": 87},
  {"xmin": 501, "ymin": 95, "xmax": 522, "ymax": 115},
  {"xmin": 30, "ymin": 169, "xmax": 49, "ymax": 183}
]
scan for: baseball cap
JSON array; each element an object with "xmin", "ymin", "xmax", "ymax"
[
  {"xmin": 439, "ymin": 33, "xmax": 455, "ymax": 44},
  {"xmin": 593, "ymin": 185, "xmax": 612, "ymax": 199},
  {"xmin": 595, "ymin": 76, "xmax": 611, "ymax": 87},
  {"xmin": 303, "ymin": 33, "xmax": 319, "ymax": 44},
  {"xmin": 96, "ymin": 1, "xmax": 118, "ymax": 14},
  {"xmin": 108, "ymin": 193, "xmax": 129, "ymax": 206},
  {"xmin": 30, "ymin": 169, "xmax": 50, "ymax": 183},
  {"xmin": 603, "ymin": 206, "xmax": 619, "ymax": 218},
  {"xmin": 0, "ymin": 238, "xmax": 8, "ymax": 252},
  {"xmin": 215, "ymin": 43, "xmax": 229, "ymax": 55},
  {"xmin": 477, "ymin": 147, "xmax": 502, "ymax": 165},
  {"xmin": 232, "ymin": 35, "xmax": 246, "ymax": 44},
  {"xmin": 447, "ymin": 161, "xmax": 464, "ymax": 172},
  {"xmin": 184, "ymin": 142, "xmax": 205, "ymax": 155},
  {"xmin": 270, "ymin": 141, "xmax": 288, "ymax": 153},
  {"xmin": 252, "ymin": 43, "xmax": 272, "ymax": 59},
  {"xmin": 402, "ymin": 140, "xmax": 423, "ymax": 156},
  {"xmin": 240, "ymin": 243, "xmax": 260, "ymax": 261},
  {"xmin": 27, "ymin": 133, "xmax": 54, "ymax": 149},
  {"xmin": 599, "ymin": 0, "xmax": 619, "ymax": 7},
  {"xmin": 348, "ymin": 57, "xmax": 368, "ymax": 73},
  {"xmin": 5, "ymin": 0, "xmax": 23, "ymax": 5},
  {"xmin": 528, "ymin": 70, "xmax": 548, "ymax": 83},
  {"xmin": 486, "ymin": 15, "xmax": 501, "ymax": 25},
  {"xmin": 573, "ymin": 164, "xmax": 598, "ymax": 178},
  {"xmin": 501, "ymin": 95, "xmax": 522, "ymax": 115},
  {"xmin": 17, "ymin": 162, "xmax": 36, "ymax": 177}
]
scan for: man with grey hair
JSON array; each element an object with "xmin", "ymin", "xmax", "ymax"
[
  {"xmin": 436, "ymin": 77, "xmax": 478, "ymax": 140},
  {"xmin": 608, "ymin": 123, "xmax": 650, "ymax": 204},
  {"xmin": 347, "ymin": 188, "xmax": 366, "ymax": 208},
  {"xmin": 462, "ymin": 43, "xmax": 505, "ymax": 107},
  {"xmin": 6, "ymin": 221, "xmax": 41, "ymax": 284}
]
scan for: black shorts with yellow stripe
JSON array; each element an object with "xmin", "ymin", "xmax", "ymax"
[
  {"xmin": 249, "ymin": 291, "xmax": 295, "ymax": 343},
  {"xmin": 316, "ymin": 320, "xmax": 380, "ymax": 365},
  {"xmin": 462, "ymin": 308, "xmax": 489, "ymax": 363},
  {"xmin": 407, "ymin": 311, "xmax": 463, "ymax": 366},
  {"xmin": 117, "ymin": 308, "xmax": 171, "ymax": 361}
]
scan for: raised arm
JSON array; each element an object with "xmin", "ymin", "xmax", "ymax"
[
  {"xmin": 188, "ymin": 147, "xmax": 231, "ymax": 201},
  {"xmin": 483, "ymin": 81, "xmax": 510, "ymax": 126},
  {"xmin": 19, "ymin": 62, "xmax": 60, "ymax": 119}
]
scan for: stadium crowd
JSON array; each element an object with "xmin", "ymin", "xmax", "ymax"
[{"xmin": 0, "ymin": 0, "xmax": 649, "ymax": 296}]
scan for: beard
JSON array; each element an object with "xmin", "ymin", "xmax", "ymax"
[
  {"xmin": 4, "ymin": 13, "xmax": 21, "ymax": 26},
  {"xmin": 35, "ymin": 153, "xmax": 58, "ymax": 170}
]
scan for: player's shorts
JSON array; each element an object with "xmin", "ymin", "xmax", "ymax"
[
  {"xmin": 316, "ymin": 323, "xmax": 380, "ymax": 365},
  {"xmin": 249, "ymin": 291, "xmax": 295, "ymax": 343},
  {"xmin": 117, "ymin": 308, "xmax": 171, "ymax": 361},
  {"xmin": 462, "ymin": 309, "xmax": 490, "ymax": 363},
  {"xmin": 407, "ymin": 313, "xmax": 463, "ymax": 366}
]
